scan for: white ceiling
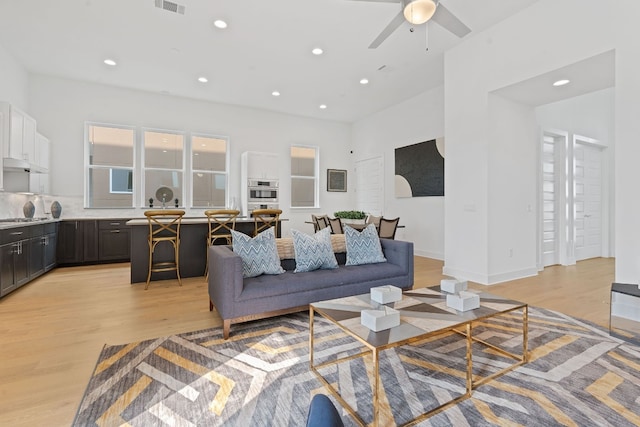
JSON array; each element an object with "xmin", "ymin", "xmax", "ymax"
[{"xmin": 0, "ymin": 0, "xmax": 542, "ymax": 123}]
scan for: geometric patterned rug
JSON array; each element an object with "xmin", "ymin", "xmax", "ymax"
[{"xmin": 73, "ymin": 307, "xmax": 640, "ymax": 426}]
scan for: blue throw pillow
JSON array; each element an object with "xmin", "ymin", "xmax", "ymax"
[
  {"xmin": 344, "ymin": 224, "xmax": 386, "ymax": 266},
  {"xmin": 231, "ymin": 228, "xmax": 285, "ymax": 278},
  {"xmin": 291, "ymin": 228, "xmax": 338, "ymax": 273}
]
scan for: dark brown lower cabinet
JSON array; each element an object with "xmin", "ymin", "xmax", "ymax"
[
  {"xmin": 57, "ymin": 219, "xmax": 130, "ymax": 266},
  {"xmin": 0, "ymin": 227, "xmax": 30, "ymax": 297},
  {"xmin": 98, "ymin": 220, "xmax": 131, "ymax": 261},
  {"xmin": 56, "ymin": 220, "xmax": 84, "ymax": 264}
]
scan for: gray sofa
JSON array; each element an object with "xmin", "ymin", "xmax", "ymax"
[{"xmin": 208, "ymin": 236, "xmax": 414, "ymax": 338}]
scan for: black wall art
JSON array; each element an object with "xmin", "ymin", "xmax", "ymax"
[{"xmin": 394, "ymin": 138, "xmax": 445, "ymax": 197}]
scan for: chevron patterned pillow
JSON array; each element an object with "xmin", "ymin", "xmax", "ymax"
[
  {"xmin": 231, "ymin": 228, "xmax": 286, "ymax": 278},
  {"xmin": 344, "ymin": 223, "xmax": 386, "ymax": 266},
  {"xmin": 291, "ymin": 227, "xmax": 338, "ymax": 273}
]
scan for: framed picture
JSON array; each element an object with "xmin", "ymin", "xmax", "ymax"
[{"xmin": 327, "ymin": 169, "xmax": 347, "ymax": 192}]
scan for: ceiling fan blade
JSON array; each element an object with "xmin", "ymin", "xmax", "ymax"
[
  {"xmin": 369, "ymin": 11, "xmax": 405, "ymax": 49},
  {"xmin": 432, "ymin": 3, "xmax": 471, "ymax": 38}
]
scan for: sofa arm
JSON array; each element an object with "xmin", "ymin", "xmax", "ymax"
[
  {"xmin": 208, "ymin": 245, "xmax": 244, "ymax": 320},
  {"xmin": 381, "ymin": 239, "xmax": 414, "ymax": 287}
]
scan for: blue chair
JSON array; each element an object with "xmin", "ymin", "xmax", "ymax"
[{"xmin": 306, "ymin": 394, "xmax": 344, "ymax": 427}]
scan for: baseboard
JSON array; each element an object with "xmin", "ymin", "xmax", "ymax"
[
  {"xmin": 442, "ymin": 266, "xmax": 489, "ymax": 284},
  {"xmin": 414, "ymin": 249, "xmax": 444, "ymax": 260},
  {"xmin": 442, "ymin": 265, "xmax": 538, "ymax": 286},
  {"xmin": 487, "ymin": 268, "xmax": 538, "ymax": 285}
]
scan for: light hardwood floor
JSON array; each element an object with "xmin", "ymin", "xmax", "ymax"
[{"xmin": 0, "ymin": 257, "xmax": 614, "ymax": 426}]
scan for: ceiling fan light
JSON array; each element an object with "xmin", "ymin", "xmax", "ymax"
[{"xmin": 402, "ymin": 0, "xmax": 437, "ymax": 25}]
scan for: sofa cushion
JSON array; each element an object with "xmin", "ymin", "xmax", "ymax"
[
  {"xmin": 291, "ymin": 228, "xmax": 338, "ymax": 273},
  {"xmin": 231, "ymin": 228, "xmax": 285, "ymax": 278},
  {"xmin": 344, "ymin": 224, "xmax": 386, "ymax": 266},
  {"xmin": 239, "ymin": 262, "xmax": 407, "ymax": 301}
]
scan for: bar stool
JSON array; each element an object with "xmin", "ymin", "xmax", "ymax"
[
  {"xmin": 252, "ymin": 208, "xmax": 282, "ymax": 236},
  {"xmin": 144, "ymin": 209, "xmax": 185, "ymax": 289},
  {"xmin": 204, "ymin": 209, "xmax": 240, "ymax": 276}
]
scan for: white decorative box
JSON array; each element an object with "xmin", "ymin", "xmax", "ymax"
[
  {"xmin": 361, "ymin": 307, "xmax": 400, "ymax": 332},
  {"xmin": 446, "ymin": 291, "xmax": 480, "ymax": 312},
  {"xmin": 370, "ymin": 285, "xmax": 403, "ymax": 304},
  {"xmin": 441, "ymin": 279, "xmax": 468, "ymax": 294}
]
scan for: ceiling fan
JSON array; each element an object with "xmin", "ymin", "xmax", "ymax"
[{"xmin": 349, "ymin": 0, "xmax": 471, "ymax": 49}]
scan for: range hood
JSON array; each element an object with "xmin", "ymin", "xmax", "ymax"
[{"xmin": 3, "ymin": 157, "xmax": 48, "ymax": 174}]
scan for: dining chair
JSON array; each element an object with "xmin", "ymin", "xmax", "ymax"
[
  {"xmin": 377, "ymin": 217, "xmax": 400, "ymax": 240},
  {"xmin": 253, "ymin": 208, "xmax": 283, "ymax": 236},
  {"xmin": 328, "ymin": 217, "xmax": 343, "ymax": 234},
  {"xmin": 311, "ymin": 214, "xmax": 330, "ymax": 232},
  {"xmin": 366, "ymin": 214, "xmax": 382, "ymax": 228},
  {"xmin": 143, "ymin": 209, "xmax": 185, "ymax": 289},
  {"xmin": 204, "ymin": 209, "xmax": 240, "ymax": 276}
]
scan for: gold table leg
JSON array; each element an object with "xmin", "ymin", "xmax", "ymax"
[
  {"xmin": 466, "ymin": 322, "xmax": 473, "ymax": 395},
  {"xmin": 373, "ymin": 349, "xmax": 379, "ymax": 427}
]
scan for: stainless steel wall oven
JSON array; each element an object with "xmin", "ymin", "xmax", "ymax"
[{"xmin": 247, "ymin": 179, "xmax": 278, "ymax": 202}]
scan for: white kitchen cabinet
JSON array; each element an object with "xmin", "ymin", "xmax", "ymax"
[
  {"xmin": 22, "ymin": 113, "xmax": 36, "ymax": 163},
  {"xmin": 241, "ymin": 151, "xmax": 279, "ymax": 180},
  {"xmin": 34, "ymin": 133, "xmax": 50, "ymax": 170},
  {"xmin": 1, "ymin": 103, "xmax": 36, "ymax": 164},
  {"xmin": 29, "ymin": 173, "xmax": 49, "ymax": 194}
]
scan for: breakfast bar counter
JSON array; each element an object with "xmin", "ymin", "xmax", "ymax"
[{"xmin": 126, "ymin": 217, "xmax": 282, "ymax": 284}]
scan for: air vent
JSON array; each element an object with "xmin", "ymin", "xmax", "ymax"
[{"xmin": 154, "ymin": 0, "xmax": 185, "ymax": 15}]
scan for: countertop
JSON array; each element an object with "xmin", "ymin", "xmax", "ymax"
[
  {"xmin": 126, "ymin": 217, "xmax": 280, "ymax": 226},
  {"xmin": 0, "ymin": 218, "xmax": 60, "ymax": 230}
]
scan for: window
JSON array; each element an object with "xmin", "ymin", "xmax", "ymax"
[
  {"xmin": 192, "ymin": 135, "xmax": 228, "ymax": 208},
  {"xmin": 85, "ymin": 123, "xmax": 229, "ymax": 209},
  {"xmin": 143, "ymin": 130, "xmax": 184, "ymax": 208},
  {"xmin": 86, "ymin": 124, "xmax": 135, "ymax": 208},
  {"xmin": 290, "ymin": 145, "xmax": 318, "ymax": 208},
  {"xmin": 109, "ymin": 168, "xmax": 133, "ymax": 194}
]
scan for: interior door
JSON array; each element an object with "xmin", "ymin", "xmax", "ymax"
[
  {"xmin": 541, "ymin": 135, "xmax": 560, "ymax": 266},
  {"xmin": 355, "ymin": 156, "xmax": 384, "ymax": 215},
  {"xmin": 574, "ymin": 142, "xmax": 603, "ymax": 261}
]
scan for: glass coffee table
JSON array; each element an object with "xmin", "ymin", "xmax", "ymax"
[{"xmin": 309, "ymin": 286, "xmax": 528, "ymax": 426}]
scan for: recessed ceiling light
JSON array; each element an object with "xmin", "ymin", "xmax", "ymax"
[
  {"xmin": 103, "ymin": 59, "xmax": 117, "ymax": 66},
  {"xmin": 360, "ymin": 78, "xmax": 369, "ymax": 85},
  {"xmin": 312, "ymin": 47, "xmax": 323, "ymax": 56},
  {"xmin": 272, "ymin": 91, "xmax": 280, "ymax": 97},
  {"xmin": 319, "ymin": 104, "xmax": 327, "ymax": 109},
  {"xmin": 213, "ymin": 20, "xmax": 227, "ymax": 29},
  {"xmin": 553, "ymin": 79, "xmax": 570, "ymax": 87},
  {"xmin": 198, "ymin": 76, "xmax": 208, "ymax": 83}
]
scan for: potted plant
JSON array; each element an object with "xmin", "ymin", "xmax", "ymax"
[{"xmin": 334, "ymin": 210, "xmax": 367, "ymax": 225}]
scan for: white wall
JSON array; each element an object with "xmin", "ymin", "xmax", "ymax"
[
  {"xmin": 612, "ymin": 3, "xmax": 640, "ymax": 283},
  {"xmin": 443, "ymin": 0, "xmax": 629, "ymax": 284},
  {"xmin": 352, "ymin": 86, "xmax": 445, "ymax": 259},
  {"xmin": 26, "ymin": 74, "xmax": 352, "ymax": 236},
  {"xmin": 0, "ymin": 43, "xmax": 29, "ymax": 110},
  {"xmin": 487, "ymin": 94, "xmax": 538, "ymax": 283}
]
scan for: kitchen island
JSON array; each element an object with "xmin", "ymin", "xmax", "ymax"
[{"xmin": 126, "ymin": 217, "xmax": 282, "ymax": 284}]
